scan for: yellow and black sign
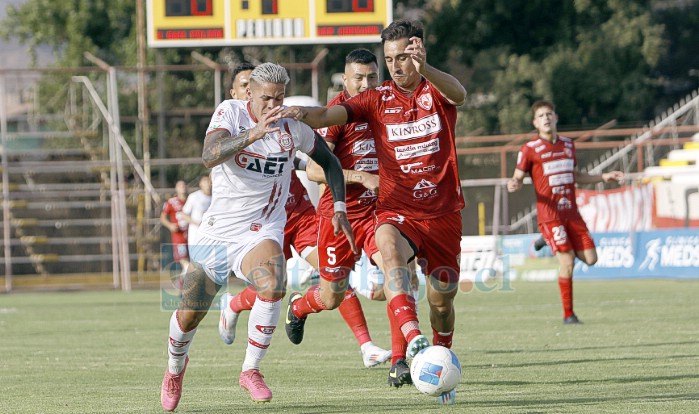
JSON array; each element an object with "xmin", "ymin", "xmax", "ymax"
[{"xmin": 146, "ymin": 0, "xmax": 393, "ymax": 47}]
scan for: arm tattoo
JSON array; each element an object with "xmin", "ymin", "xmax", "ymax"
[{"xmin": 202, "ymin": 129, "xmax": 254, "ymax": 168}]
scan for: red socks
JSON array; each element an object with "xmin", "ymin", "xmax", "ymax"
[
  {"xmin": 432, "ymin": 328, "xmax": 453, "ymax": 348},
  {"xmin": 230, "ymin": 285, "xmax": 257, "ymax": 313},
  {"xmin": 292, "ymin": 285, "xmax": 328, "ymax": 318},
  {"xmin": 558, "ymin": 276, "xmax": 574, "ymax": 318},
  {"xmin": 388, "ymin": 294, "xmax": 421, "ymax": 364},
  {"xmin": 387, "ymin": 303, "xmax": 407, "ymax": 365},
  {"xmin": 338, "ymin": 288, "xmax": 372, "ymax": 346}
]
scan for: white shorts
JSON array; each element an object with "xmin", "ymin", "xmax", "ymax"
[{"xmin": 190, "ymin": 224, "xmax": 284, "ymax": 286}]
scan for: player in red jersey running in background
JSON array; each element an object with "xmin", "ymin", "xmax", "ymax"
[
  {"xmin": 161, "ymin": 180, "xmax": 190, "ymax": 286},
  {"xmin": 508, "ymin": 100, "xmax": 624, "ymax": 324},
  {"xmin": 281, "ymin": 20, "xmax": 467, "ymax": 402}
]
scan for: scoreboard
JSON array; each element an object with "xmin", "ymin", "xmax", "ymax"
[{"xmin": 146, "ymin": 0, "xmax": 393, "ymax": 47}]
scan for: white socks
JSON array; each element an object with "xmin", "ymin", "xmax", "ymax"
[
  {"xmin": 242, "ymin": 297, "xmax": 281, "ymax": 372},
  {"xmin": 167, "ymin": 311, "xmax": 196, "ymax": 374}
]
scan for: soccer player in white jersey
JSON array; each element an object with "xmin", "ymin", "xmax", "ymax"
[
  {"xmin": 181, "ymin": 175, "xmax": 212, "ymax": 247},
  {"xmin": 160, "ymin": 62, "xmax": 356, "ymax": 410}
]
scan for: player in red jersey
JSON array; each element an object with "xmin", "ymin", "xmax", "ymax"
[
  {"xmin": 281, "ymin": 49, "xmax": 393, "ymax": 364},
  {"xmin": 281, "ymin": 20, "xmax": 467, "ymax": 397},
  {"xmin": 160, "ymin": 180, "xmax": 190, "ymax": 285},
  {"xmin": 508, "ymin": 100, "xmax": 624, "ymax": 324}
]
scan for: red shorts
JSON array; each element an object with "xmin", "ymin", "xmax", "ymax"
[
  {"xmin": 539, "ymin": 215, "xmax": 595, "ymax": 254},
  {"xmin": 283, "ymin": 206, "xmax": 319, "ymax": 260},
  {"xmin": 171, "ymin": 232, "xmax": 189, "ymax": 262},
  {"xmin": 317, "ymin": 214, "xmax": 378, "ymax": 282},
  {"xmin": 375, "ymin": 210, "xmax": 461, "ymax": 284}
]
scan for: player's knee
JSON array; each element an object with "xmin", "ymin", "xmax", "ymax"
[{"xmin": 323, "ymin": 293, "xmax": 345, "ymax": 310}]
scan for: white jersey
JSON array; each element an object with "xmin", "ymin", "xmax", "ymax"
[
  {"xmin": 198, "ymin": 99, "xmax": 317, "ymax": 240},
  {"xmin": 183, "ymin": 189, "xmax": 212, "ymax": 243}
]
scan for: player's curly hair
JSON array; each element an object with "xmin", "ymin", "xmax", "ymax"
[
  {"xmin": 381, "ymin": 19, "xmax": 424, "ymax": 44},
  {"xmin": 250, "ymin": 62, "xmax": 290, "ymax": 85}
]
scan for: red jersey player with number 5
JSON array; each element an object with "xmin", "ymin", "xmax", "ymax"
[
  {"xmin": 508, "ymin": 100, "xmax": 624, "ymax": 324},
  {"xmin": 280, "ymin": 20, "xmax": 466, "ymax": 403}
]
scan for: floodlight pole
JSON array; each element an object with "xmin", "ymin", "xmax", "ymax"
[{"xmin": 0, "ymin": 74, "xmax": 12, "ymax": 290}]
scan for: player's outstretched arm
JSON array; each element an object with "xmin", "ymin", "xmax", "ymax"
[
  {"xmin": 279, "ymin": 105, "xmax": 348, "ymax": 129},
  {"xmin": 307, "ymin": 133, "xmax": 358, "ymax": 254},
  {"xmin": 574, "ymin": 170, "xmax": 625, "ymax": 185},
  {"xmin": 507, "ymin": 169, "xmax": 526, "ymax": 193},
  {"xmin": 202, "ymin": 107, "xmax": 282, "ymax": 168},
  {"xmin": 306, "ymin": 159, "xmax": 380, "ymax": 195}
]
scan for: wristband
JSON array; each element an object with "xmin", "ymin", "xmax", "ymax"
[{"xmin": 333, "ymin": 201, "xmax": 347, "ymax": 213}]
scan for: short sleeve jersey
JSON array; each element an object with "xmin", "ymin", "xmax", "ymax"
[
  {"xmin": 340, "ymin": 79, "xmax": 464, "ymax": 219},
  {"xmin": 285, "ymin": 172, "xmax": 315, "ymax": 217},
  {"xmin": 182, "ymin": 190, "xmax": 212, "ymax": 235},
  {"xmin": 516, "ymin": 135, "xmax": 578, "ymax": 222},
  {"xmin": 163, "ymin": 197, "xmax": 187, "ymax": 233},
  {"xmin": 316, "ymin": 90, "xmax": 378, "ymax": 219},
  {"xmin": 200, "ymin": 99, "xmax": 316, "ymax": 240}
]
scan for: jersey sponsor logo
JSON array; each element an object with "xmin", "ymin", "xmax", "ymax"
[
  {"xmin": 542, "ymin": 159, "xmax": 574, "ymax": 175},
  {"xmin": 557, "ymin": 197, "xmax": 572, "ymax": 210},
  {"xmin": 250, "ymin": 223, "xmax": 262, "ymax": 231},
  {"xmin": 526, "ymin": 139, "xmax": 542, "ymax": 148},
  {"xmin": 400, "ymin": 161, "xmax": 437, "ymax": 174},
  {"xmin": 358, "ymin": 189, "xmax": 377, "ymax": 205},
  {"xmin": 417, "ymin": 93, "xmax": 433, "ymax": 111},
  {"xmin": 400, "ymin": 162, "xmax": 423, "ymax": 173},
  {"xmin": 541, "ymin": 151, "xmax": 552, "ymax": 159},
  {"xmin": 381, "ymin": 94, "xmax": 396, "ymax": 102},
  {"xmin": 316, "ymin": 127, "xmax": 328, "ymax": 137},
  {"xmin": 352, "ymin": 139, "xmax": 376, "ymax": 155},
  {"xmin": 211, "ymin": 107, "xmax": 226, "ymax": 121},
  {"xmin": 535, "ymin": 144, "xmax": 546, "ymax": 153},
  {"xmin": 354, "ymin": 123, "xmax": 368, "ymax": 131},
  {"xmin": 384, "ymin": 107, "xmax": 402, "ymax": 114},
  {"xmin": 354, "ymin": 158, "xmax": 378, "ymax": 171},
  {"xmin": 548, "ymin": 173, "xmax": 574, "ymax": 186},
  {"xmin": 413, "ymin": 179, "xmax": 438, "ymax": 199},
  {"xmin": 387, "ymin": 114, "xmax": 442, "ymax": 142},
  {"xmin": 394, "ymin": 138, "xmax": 440, "ymax": 160},
  {"xmin": 234, "ymin": 151, "xmax": 289, "ymax": 177},
  {"xmin": 551, "ymin": 185, "xmax": 572, "ymax": 195}
]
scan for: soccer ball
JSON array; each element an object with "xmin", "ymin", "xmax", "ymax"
[{"xmin": 410, "ymin": 345, "xmax": 461, "ymax": 396}]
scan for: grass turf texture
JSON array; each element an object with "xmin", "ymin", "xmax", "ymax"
[{"xmin": 1, "ymin": 279, "xmax": 699, "ymax": 413}]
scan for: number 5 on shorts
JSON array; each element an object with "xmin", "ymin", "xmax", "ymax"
[{"xmin": 326, "ymin": 247, "xmax": 337, "ymax": 265}]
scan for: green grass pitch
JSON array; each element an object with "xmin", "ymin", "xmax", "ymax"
[{"xmin": 2, "ymin": 279, "xmax": 699, "ymax": 413}]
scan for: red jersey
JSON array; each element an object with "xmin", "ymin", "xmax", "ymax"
[
  {"xmin": 516, "ymin": 135, "xmax": 579, "ymax": 222},
  {"xmin": 317, "ymin": 90, "xmax": 378, "ymax": 219},
  {"xmin": 340, "ymin": 79, "xmax": 464, "ymax": 219},
  {"xmin": 285, "ymin": 172, "xmax": 315, "ymax": 218},
  {"xmin": 163, "ymin": 196, "xmax": 188, "ymax": 234}
]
